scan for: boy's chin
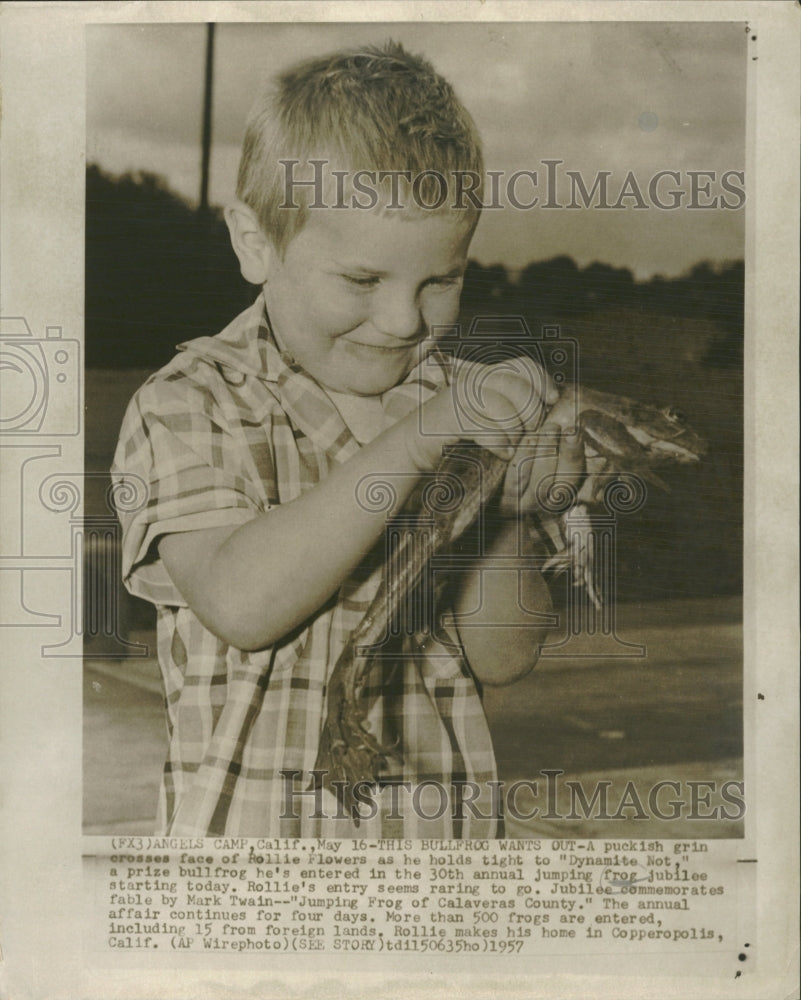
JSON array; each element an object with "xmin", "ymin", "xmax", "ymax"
[
  {"xmin": 322, "ymin": 375, "xmax": 402, "ymax": 397},
  {"xmin": 315, "ymin": 359, "xmax": 417, "ymax": 398}
]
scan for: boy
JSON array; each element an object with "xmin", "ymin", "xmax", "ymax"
[{"xmin": 113, "ymin": 42, "xmax": 582, "ymax": 838}]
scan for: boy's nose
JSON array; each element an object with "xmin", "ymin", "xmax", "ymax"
[{"xmin": 371, "ymin": 289, "xmax": 423, "ymax": 341}]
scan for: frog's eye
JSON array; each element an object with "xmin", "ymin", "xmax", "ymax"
[{"xmin": 664, "ymin": 407, "xmax": 686, "ymax": 424}]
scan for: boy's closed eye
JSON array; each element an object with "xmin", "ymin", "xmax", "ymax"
[
  {"xmin": 426, "ymin": 273, "xmax": 465, "ymax": 288},
  {"xmin": 342, "ymin": 273, "xmax": 382, "ymax": 288},
  {"xmin": 340, "ymin": 272, "xmax": 464, "ymax": 290}
]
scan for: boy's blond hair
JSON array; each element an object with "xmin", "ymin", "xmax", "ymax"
[{"xmin": 237, "ymin": 40, "xmax": 484, "ymax": 253}]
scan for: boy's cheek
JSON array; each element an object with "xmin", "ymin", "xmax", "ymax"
[
  {"xmin": 306, "ymin": 290, "xmax": 368, "ymax": 332},
  {"xmin": 424, "ymin": 289, "xmax": 462, "ymax": 329}
]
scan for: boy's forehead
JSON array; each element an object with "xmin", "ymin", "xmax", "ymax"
[{"xmin": 293, "ymin": 206, "xmax": 475, "ymax": 265}]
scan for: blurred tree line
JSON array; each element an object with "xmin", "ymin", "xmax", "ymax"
[
  {"xmin": 86, "ymin": 166, "xmax": 254, "ymax": 368},
  {"xmin": 86, "ymin": 166, "xmax": 743, "ymax": 599}
]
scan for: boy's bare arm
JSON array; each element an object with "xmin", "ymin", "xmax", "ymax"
[
  {"xmin": 450, "ymin": 411, "xmax": 585, "ymax": 684},
  {"xmin": 449, "ymin": 518, "xmax": 553, "ymax": 687},
  {"xmin": 160, "ymin": 370, "xmax": 552, "ymax": 651},
  {"xmin": 160, "ymin": 414, "xmax": 433, "ymax": 650}
]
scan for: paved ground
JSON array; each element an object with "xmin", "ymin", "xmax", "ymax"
[{"xmin": 83, "ymin": 596, "xmax": 742, "ymax": 838}]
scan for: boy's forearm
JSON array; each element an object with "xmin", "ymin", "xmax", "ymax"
[
  {"xmin": 160, "ymin": 414, "xmax": 439, "ymax": 651},
  {"xmin": 449, "ymin": 516, "xmax": 553, "ymax": 686}
]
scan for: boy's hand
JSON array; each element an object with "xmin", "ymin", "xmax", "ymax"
[
  {"xmin": 500, "ymin": 392, "xmax": 586, "ymax": 518},
  {"xmin": 404, "ymin": 357, "xmax": 559, "ymax": 472}
]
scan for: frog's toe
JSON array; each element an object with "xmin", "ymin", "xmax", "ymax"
[{"xmin": 542, "ymin": 551, "xmax": 571, "ymax": 575}]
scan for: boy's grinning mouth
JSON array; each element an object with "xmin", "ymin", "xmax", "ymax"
[{"xmin": 344, "ymin": 338, "xmax": 423, "ymax": 353}]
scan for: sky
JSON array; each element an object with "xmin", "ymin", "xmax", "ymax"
[{"xmin": 87, "ymin": 20, "xmax": 747, "ymax": 279}]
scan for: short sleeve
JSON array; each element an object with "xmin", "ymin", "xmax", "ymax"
[{"xmin": 111, "ymin": 374, "xmax": 273, "ymax": 607}]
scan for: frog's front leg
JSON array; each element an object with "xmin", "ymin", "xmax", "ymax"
[{"xmin": 533, "ymin": 409, "xmax": 623, "ymax": 609}]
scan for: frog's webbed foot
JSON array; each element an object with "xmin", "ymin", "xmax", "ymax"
[{"xmin": 541, "ymin": 504, "xmax": 603, "ymax": 611}]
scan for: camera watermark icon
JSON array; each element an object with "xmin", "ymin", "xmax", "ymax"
[
  {"xmin": 39, "ymin": 473, "xmax": 150, "ymax": 658},
  {"xmin": 0, "ymin": 317, "xmax": 81, "ymax": 435},
  {"xmin": 0, "ymin": 313, "xmax": 152, "ymax": 657},
  {"xmin": 421, "ymin": 317, "xmax": 578, "ymax": 442},
  {"xmin": 0, "ymin": 460, "xmax": 150, "ymax": 657}
]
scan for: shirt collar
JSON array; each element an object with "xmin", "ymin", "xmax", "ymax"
[{"xmin": 175, "ymin": 295, "xmax": 287, "ymax": 383}]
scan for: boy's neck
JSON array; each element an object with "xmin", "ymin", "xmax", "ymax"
[{"xmin": 323, "ymin": 386, "xmax": 386, "ymax": 445}]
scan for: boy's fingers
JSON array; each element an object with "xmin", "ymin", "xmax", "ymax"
[
  {"xmin": 556, "ymin": 428, "xmax": 585, "ymax": 484},
  {"xmin": 515, "ymin": 423, "xmax": 587, "ymax": 515},
  {"xmin": 477, "ymin": 435, "xmax": 518, "ymax": 463},
  {"xmin": 508, "ymin": 454, "xmax": 543, "ymax": 513},
  {"xmin": 543, "ymin": 372, "xmax": 560, "ymax": 408},
  {"xmin": 514, "ymin": 362, "xmax": 558, "ymax": 426},
  {"xmin": 490, "ymin": 443, "xmax": 517, "ymax": 463},
  {"xmin": 546, "ymin": 393, "xmax": 579, "ymax": 432},
  {"xmin": 512, "ymin": 357, "xmax": 558, "ymax": 409},
  {"xmin": 517, "ymin": 425, "xmax": 559, "ymax": 510},
  {"xmin": 452, "ymin": 360, "xmax": 556, "ymax": 442},
  {"xmin": 479, "ymin": 358, "xmax": 556, "ymax": 429}
]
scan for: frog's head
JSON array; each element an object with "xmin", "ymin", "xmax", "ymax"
[{"xmin": 618, "ymin": 402, "xmax": 708, "ymax": 464}]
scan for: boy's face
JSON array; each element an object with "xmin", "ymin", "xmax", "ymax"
[{"xmin": 260, "ymin": 208, "xmax": 475, "ymax": 396}]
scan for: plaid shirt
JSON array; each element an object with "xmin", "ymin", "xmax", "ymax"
[{"xmin": 112, "ymin": 296, "xmax": 501, "ymax": 838}]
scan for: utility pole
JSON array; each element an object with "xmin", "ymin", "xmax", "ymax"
[{"xmin": 199, "ymin": 22, "xmax": 215, "ymax": 214}]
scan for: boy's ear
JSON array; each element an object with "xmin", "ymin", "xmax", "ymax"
[{"xmin": 224, "ymin": 201, "xmax": 276, "ymax": 284}]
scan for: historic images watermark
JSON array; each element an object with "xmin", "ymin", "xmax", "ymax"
[
  {"xmin": 279, "ymin": 770, "xmax": 746, "ymax": 824},
  {"xmin": 279, "ymin": 159, "xmax": 746, "ymax": 213}
]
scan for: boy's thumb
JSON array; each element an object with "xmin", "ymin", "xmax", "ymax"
[{"xmin": 557, "ymin": 428, "xmax": 586, "ymax": 483}]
